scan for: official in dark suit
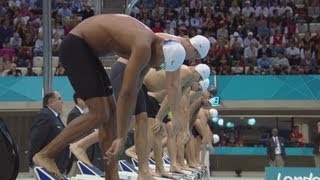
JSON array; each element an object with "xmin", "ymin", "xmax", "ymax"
[
  {"xmin": 267, "ymin": 128, "xmax": 286, "ymax": 167},
  {"xmin": 68, "ymin": 93, "xmax": 104, "ymax": 171},
  {"xmin": 29, "ymin": 91, "xmax": 71, "ymax": 174}
]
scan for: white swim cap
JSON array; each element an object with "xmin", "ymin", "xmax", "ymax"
[
  {"xmin": 161, "ymin": 40, "xmax": 186, "ymax": 72},
  {"xmin": 209, "ymin": 108, "xmax": 218, "ymax": 117},
  {"xmin": 199, "ymin": 78, "xmax": 210, "ymax": 91},
  {"xmin": 189, "ymin": 35, "xmax": 210, "ymax": 59},
  {"xmin": 212, "ymin": 134, "xmax": 220, "ymax": 144},
  {"xmin": 213, "ymin": 134, "xmax": 220, "ymax": 144},
  {"xmin": 195, "ymin": 64, "xmax": 210, "ymax": 80}
]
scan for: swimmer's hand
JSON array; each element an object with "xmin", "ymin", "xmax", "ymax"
[{"xmin": 104, "ymin": 137, "xmax": 125, "ymax": 164}]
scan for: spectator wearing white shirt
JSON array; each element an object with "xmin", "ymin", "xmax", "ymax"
[
  {"xmin": 229, "ymin": 0, "xmax": 241, "ymax": 16},
  {"xmin": 255, "ymin": 1, "xmax": 269, "ymax": 17},
  {"xmin": 52, "ymin": 23, "xmax": 65, "ymax": 38},
  {"xmin": 244, "ymin": 42, "xmax": 258, "ymax": 65},
  {"xmin": 164, "ymin": 21, "xmax": 175, "ymax": 35},
  {"xmin": 217, "ymin": 23, "xmax": 229, "ymax": 41},
  {"xmin": 244, "ymin": 32, "xmax": 260, "ymax": 48},
  {"xmin": 242, "ymin": 1, "xmax": 255, "ymax": 17},
  {"xmin": 175, "ymin": 2, "xmax": 189, "ymax": 19},
  {"xmin": 230, "ymin": 32, "xmax": 244, "ymax": 48},
  {"xmin": 9, "ymin": 0, "xmax": 21, "ymax": 8}
]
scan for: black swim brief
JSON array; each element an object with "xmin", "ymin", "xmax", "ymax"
[
  {"xmin": 110, "ymin": 61, "xmax": 147, "ymax": 115},
  {"xmin": 59, "ymin": 34, "xmax": 113, "ymax": 101}
]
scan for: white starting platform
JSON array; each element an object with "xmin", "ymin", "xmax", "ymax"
[{"xmin": 33, "ymin": 155, "xmax": 211, "ymax": 180}]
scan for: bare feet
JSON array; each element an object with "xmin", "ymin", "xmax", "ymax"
[
  {"xmin": 33, "ymin": 153, "xmax": 62, "ymax": 178},
  {"xmin": 188, "ymin": 162, "xmax": 199, "ymax": 169},
  {"xmin": 156, "ymin": 169, "xmax": 177, "ymax": 179},
  {"xmin": 181, "ymin": 164, "xmax": 195, "ymax": 171},
  {"xmin": 170, "ymin": 165, "xmax": 185, "ymax": 174},
  {"xmin": 69, "ymin": 143, "xmax": 93, "ymax": 167},
  {"xmin": 137, "ymin": 170, "xmax": 155, "ymax": 180}
]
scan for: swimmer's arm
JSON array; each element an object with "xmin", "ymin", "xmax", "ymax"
[
  {"xmin": 163, "ymin": 70, "xmax": 182, "ymax": 125},
  {"xmin": 188, "ymin": 98, "xmax": 203, "ymax": 127},
  {"xmin": 155, "ymin": 95, "xmax": 170, "ymax": 122},
  {"xmin": 117, "ymin": 45, "xmax": 151, "ymax": 139},
  {"xmin": 155, "ymin": 84, "xmax": 189, "ymax": 122}
]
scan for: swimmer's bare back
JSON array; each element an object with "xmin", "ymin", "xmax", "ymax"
[{"xmin": 70, "ymin": 14, "xmax": 163, "ymax": 62}]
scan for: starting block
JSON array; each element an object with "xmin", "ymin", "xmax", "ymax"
[{"xmin": 33, "ymin": 166, "xmax": 68, "ymax": 180}]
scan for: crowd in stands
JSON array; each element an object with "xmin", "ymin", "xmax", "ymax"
[
  {"xmin": 0, "ymin": 0, "xmax": 95, "ymax": 76},
  {"xmin": 130, "ymin": 0, "xmax": 320, "ymax": 75},
  {"xmin": 1, "ymin": 0, "xmax": 320, "ymax": 76}
]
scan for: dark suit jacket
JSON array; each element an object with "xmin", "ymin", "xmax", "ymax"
[
  {"xmin": 312, "ymin": 133, "xmax": 320, "ymax": 155},
  {"xmin": 29, "ymin": 107, "xmax": 71, "ymax": 173},
  {"xmin": 67, "ymin": 106, "xmax": 104, "ymax": 170},
  {"xmin": 267, "ymin": 136, "xmax": 286, "ymax": 161},
  {"xmin": 67, "ymin": 106, "xmax": 82, "ymax": 125}
]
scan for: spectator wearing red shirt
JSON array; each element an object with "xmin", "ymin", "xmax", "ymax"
[
  {"xmin": 151, "ymin": 21, "xmax": 164, "ymax": 33},
  {"xmin": 291, "ymin": 125, "xmax": 304, "ymax": 147}
]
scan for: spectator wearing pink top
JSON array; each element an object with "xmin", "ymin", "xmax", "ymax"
[{"xmin": 0, "ymin": 42, "xmax": 16, "ymax": 60}]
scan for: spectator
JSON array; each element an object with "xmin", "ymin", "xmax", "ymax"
[
  {"xmin": 0, "ymin": 54, "xmax": 12, "ymax": 71},
  {"xmin": 29, "ymin": 91, "xmax": 71, "ymax": 174},
  {"xmin": 58, "ymin": 2, "xmax": 73, "ymax": 18},
  {"xmin": 164, "ymin": 20, "xmax": 175, "ymax": 35},
  {"xmin": 6, "ymin": 62, "xmax": 22, "ymax": 76},
  {"xmin": 255, "ymin": 1, "xmax": 269, "ymax": 18},
  {"xmin": 190, "ymin": 12, "xmax": 203, "ymax": 29},
  {"xmin": 286, "ymin": 40, "xmax": 301, "ymax": 66},
  {"xmin": 16, "ymin": 44, "xmax": 32, "ymax": 67},
  {"xmin": 9, "ymin": 0, "xmax": 21, "ymax": 9},
  {"xmin": 81, "ymin": 2, "xmax": 94, "ymax": 21},
  {"xmin": 229, "ymin": 0, "xmax": 241, "ymax": 16},
  {"xmin": 244, "ymin": 31, "xmax": 260, "ymax": 48},
  {"xmin": 151, "ymin": 20, "xmax": 164, "ymax": 33},
  {"xmin": 190, "ymin": 0, "xmax": 204, "ymax": 17},
  {"xmin": 230, "ymin": 41, "xmax": 244, "ymax": 66},
  {"xmin": 300, "ymin": 51, "xmax": 317, "ymax": 74},
  {"xmin": 71, "ymin": 0, "xmax": 84, "ymax": 14},
  {"xmin": 242, "ymin": 1, "xmax": 255, "ymax": 18},
  {"xmin": 257, "ymin": 53, "xmax": 273, "ymax": 74},
  {"xmin": 313, "ymin": 121, "xmax": 320, "ymax": 167},
  {"xmin": 33, "ymin": 33, "xmax": 43, "ymax": 56},
  {"xmin": 244, "ymin": 42, "xmax": 258, "ymax": 66},
  {"xmin": 269, "ymin": 29, "xmax": 285, "ymax": 54},
  {"xmin": 229, "ymin": 32, "xmax": 243, "ymax": 48},
  {"xmin": 54, "ymin": 62, "xmax": 66, "ymax": 76},
  {"xmin": 0, "ymin": 19, "xmax": 14, "ymax": 49},
  {"xmin": 25, "ymin": 65, "xmax": 38, "ymax": 76},
  {"xmin": 216, "ymin": 23, "xmax": 229, "ymax": 41},
  {"xmin": 258, "ymin": 39, "xmax": 272, "ymax": 58},
  {"xmin": 267, "ymin": 128, "xmax": 286, "ymax": 167},
  {"xmin": 9, "ymin": 32, "xmax": 22, "ymax": 50},
  {"xmin": 176, "ymin": 2, "xmax": 189, "ymax": 19},
  {"xmin": 53, "ymin": 23, "xmax": 65, "ymax": 38},
  {"xmin": 52, "ymin": 33, "xmax": 62, "ymax": 56},
  {"xmin": 290, "ymin": 125, "xmax": 304, "ymax": 147},
  {"xmin": 273, "ymin": 51, "xmax": 290, "ymax": 69}
]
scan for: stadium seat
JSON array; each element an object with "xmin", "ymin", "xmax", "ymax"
[{"xmin": 33, "ymin": 56, "xmax": 44, "ymax": 68}]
